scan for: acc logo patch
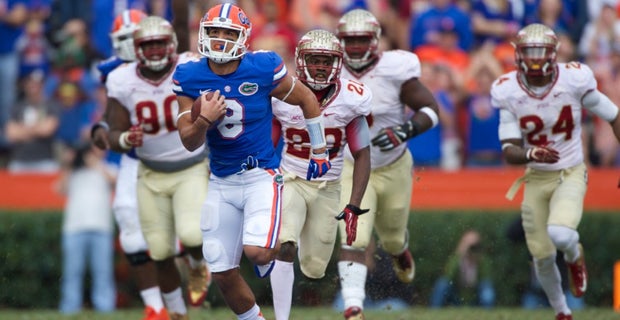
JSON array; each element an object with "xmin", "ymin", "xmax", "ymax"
[{"xmin": 239, "ymin": 82, "xmax": 258, "ymax": 96}]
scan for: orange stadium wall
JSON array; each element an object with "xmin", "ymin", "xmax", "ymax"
[{"xmin": 0, "ymin": 168, "xmax": 618, "ymax": 212}]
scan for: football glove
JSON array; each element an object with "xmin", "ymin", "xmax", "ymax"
[
  {"xmin": 335, "ymin": 204, "xmax": 369, "ymax": 246},
  {"xmin": 306, "ymin": 150, "xmax": 331, "ymax": 180},
  {"xmin": 371, "ymin": 119, "xmax": 418, "ymax": 151},
  {"xmin": 527, "ymin": 146, "xmax": 560, "ymax": 163}
]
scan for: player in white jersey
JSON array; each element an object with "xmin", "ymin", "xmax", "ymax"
[
  {"xmin": 335, "ymin": 9, "xmax": 440, "ymax": 319},
  {"xmin": 105, "ymin": 16, "xmax": 210, "ymax": 319},
  {"xmin": 269, "ymin": 29, "xmax": 372, "ymax": 320},
  {"xmin": 491, "ymin": 24, "xmax": 620, "ymax": 320}
]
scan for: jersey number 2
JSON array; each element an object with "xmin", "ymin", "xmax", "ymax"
[{"xmin": 520, "ymin": 105, "xmax": 574, "ymax": 145}]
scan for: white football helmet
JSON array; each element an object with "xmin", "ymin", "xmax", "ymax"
[
  {"xmin": 336, "ymin": 9, "xmax": 381, "ymax": 69},
  {"xmin": 133, "ymin": 16, "xmax": 178, "ymax": 71},
  {"xmin": 197, "ymin": 3, "xmax": 252, "ymax": 64},
  {"xmin": 512, "ymin": 23, "xmax": 559, "ymax": 77},
  {"xmin": 110, "ymin": 9, "xmax": 146, "ymax": 61},
  {"xmin": 296, "ymin": 29, "xmax": 343, "ymax": 91}
]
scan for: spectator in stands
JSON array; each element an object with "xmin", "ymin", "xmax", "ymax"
[
  {"xmin": 57, "ymin": 142, "xmax": 117, "ymax": 314},
  {"xmin": 287, "ymin": 0, "xmax": 340, "ymax": 35},
  {"xmin": 5, "ymin": 69, "xmax": 60, "ymax": 173},
  {"xmin": 590, "ymin": 40, "xmax": 620, "ymax": 166},
  {"xmin": 430, "ymin": 229, "xmax": 496, "ymax": 308},
  {"xmin": 409, "ymin": 62, "xmax": 461, "ymax": 170},
  {"xmin": 579, "ymin": 0, "xmax": 620, "ymax": 72},
  {"xmin": 409, "ymin": 0, "xmax": 473, "ymax": 52},
  {"xmin": 461, "ymin": 46, "xmax": 504, "ymax": 167},
  {"xmin": 16, "ymin": 19, "xmax": 51, "ymax": 77},
  {"xmin": 470, "ymin": 0, "xmax": 521, "ymax": 48},
  {"xmin": 522, "ymin": 0, "xmax": 588, "ymax": 47},
  {"xmin": 248, "ymin": 0, "xmax": 297, "ymax": 71},
  {"xmin": 0, "ymin": 0, "xmax": 29, "ymax": 153},
  {"xmin": 54, "ymin": 81, "xmax": 97, "ymax": 148}
]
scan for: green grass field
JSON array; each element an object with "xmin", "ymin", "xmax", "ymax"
[{"xmin": 0, "ymin": 307, "xmax": 618, "ymax": 320}]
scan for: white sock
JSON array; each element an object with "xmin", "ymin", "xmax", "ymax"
[
  {"xmin": 237, "ymin": 303, "xmax": 262, "ymax": 320},
  {"xmin": 162, "ymin": 287, "xmax": 187, "ymax": 315},
  {"xmin": 270, "ymin": 260, "xmax": 294, "ymax": 320},
  {"xmin": 337, "ymin": 261, "xmax": 367, "ymax": 310},
  {"xmin": 140, "ymin": 286, "xmax": 165, "ymax": 312},
  {"xmin": 534, "ymin": 255, "xmax": 570, "ymax": 315}
]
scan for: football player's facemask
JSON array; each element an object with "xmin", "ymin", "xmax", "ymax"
[
  {"xmin": 513, "ymin": 23, "xmax": 559, "ymax": 78},
  {"xmin": 133, "ymin": 16, "xmax": 178, "ymax": 72},
  {"xmin": 198, "ymin": 3, "xmax": 251, "ymax": 64},
  {"xmin": 296, "ymin": 30, "xmax": 343, "ymax": 91},
  {"xmin": 111, "ymin": 9, "xmax": 147, "ymax": 61},
  {"xmin": 336, "ymin": 9, "xmax": 381, "ymax": 69}
]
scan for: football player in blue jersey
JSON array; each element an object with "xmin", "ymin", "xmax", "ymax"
[{"xmin": 173, "ymin": 3, "xmax": 331, "ymax": 319}]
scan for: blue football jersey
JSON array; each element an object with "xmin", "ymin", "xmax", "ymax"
[{"xmin": 173, "ymin": 51, "xmax": 287, "ymax": 177}]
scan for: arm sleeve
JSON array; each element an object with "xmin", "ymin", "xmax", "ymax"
[
  {"xmin": 345, "ymin": 116, "xmax": 370, "ymax": 153},
  {"xmin": 581, "ymin": 89, "xmax": 620, "ymax": 122},
  {"xmin": 498, "ymin": 109, "xmax": 522, "ymax": 141}
]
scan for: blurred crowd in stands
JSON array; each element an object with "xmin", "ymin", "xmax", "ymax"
[{"xmin": 1, "ymin": 0, "xmax": 619, "ymax": 174}]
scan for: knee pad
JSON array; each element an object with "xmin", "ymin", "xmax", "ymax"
[
  {"xmin": 299, "ymin": 256, "xmax": 328, "ymax": 279},
  {"xmin": 381, "ymin": 230, "xmax": 409, "ymax": 255},
  {"xmin": 547, "ymin": 225, "xmax": 579, "ymax": 252},
  {"xmin": 125, "ymin": 251, "xmax": 151, "ymax": 266}
]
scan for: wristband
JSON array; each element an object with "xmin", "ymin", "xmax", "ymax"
[
  {"xmin": 525, "ymin": 148, "xmax": 533, "ymax": 161},
  {"xmin": 305, "ymin": 116, "xmax": 326, "ymax": 149},
  {"xmin": 419, "ymin": 106, "xmax": 439, "ymax": 128},
  {"xmin": 119, "ymin": 132, "xmax": 131, "ymax": 150}
]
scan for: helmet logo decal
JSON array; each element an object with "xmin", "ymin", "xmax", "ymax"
[
  {"xmin": 238, "ymin": 82, "xmax": 258, "ymax": 96},
  {"xmin": 238, "ymin": 12, "xmax": 250, "ymax": 28}
]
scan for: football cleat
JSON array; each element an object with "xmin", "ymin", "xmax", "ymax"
[
  {"xmin": 343, "ymin": 306, "xmax": 364, "ymax": 320},
  {"xmin": 392, "ymin": 250, "xmax": 415, "ymax": 283},
  {"xmin": 187, "ymin": 262, "xmax": 212, "ymax": 307},
  {"xmin": 143, "ymin": 306, "xmax": 170, "ymax": 320},
  {"xmin": 566, "ymin": 243, "xmax": 587, "ymax": 298},
  {"xmin": 555, "ymin": 312, "xmax": 572, "ymax": 320},
  {"xmin": 254, "ymin": 260, "xmax": 275, "ymax": 278}
]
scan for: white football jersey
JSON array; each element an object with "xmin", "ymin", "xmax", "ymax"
[
  {"xmin": 106, "ymin": 52, "xmax": 204, "ymax": 162},
  {"xmin": 341, "ymin": 50, "xmax": 421, "ymax": 168},
  {"xmin": 490, "ymin": 62, "xmax": 597, "ymax": 171},
  {"xmin": 273, "ymin": 78, "xmax": 372, "ymax": 180}
]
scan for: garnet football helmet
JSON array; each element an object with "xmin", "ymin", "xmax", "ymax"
[
  {"xmin": 513, "ymin": 23, "xmax": 559, "ymax": 77},
  {"xmin": 133, "ymin": 16, "xmax": 178, "ymax": 71},
  {"xmin": 336, "ymin": 9, "xmax": 381, "ymax": 69},
  {"xmin": 198, "ymin": 3, "xmax": 252, "ymax": 64},
  {"xmin": 111, "ymin": 9, "xmax": 147, "ymax": 61},
  {"xmin": 296, "ymin": 29, "xmax": 343, "ymax": 91}
]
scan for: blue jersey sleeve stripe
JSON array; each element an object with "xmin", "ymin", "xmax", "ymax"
[{"xmin": 273, "ymin": 62, "xmax": 287, "ymax": 83}]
